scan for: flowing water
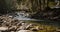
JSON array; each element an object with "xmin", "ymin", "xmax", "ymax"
[
  {"xmin": 13, "ymin": 11, "xmax": 60, "ymax": 27},
  {"xmin": 14, "ymin": 11, "xmax": 43, "ymax": 21}
]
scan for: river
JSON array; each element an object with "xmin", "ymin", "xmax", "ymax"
[{"xmin": 13, "ymin": 11, "xmax": 60, "ymax": 27}]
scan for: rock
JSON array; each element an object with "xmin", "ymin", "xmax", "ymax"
[
  {"xmin": 9, "ymin": 26, "xmax": 17, "ymax": 30},
  {"xmin": 30, "ymin": 28, "xmax": 38, "ymax": 31},
  {"xmin": 26, "ymin": 24, "xmax": 33, "ymax": 30},
  {"xmin": 56, "ymin": 28, "xmax": 60, "ymax": 32},
  {"xmin": 18, "ymin": 23, "xmax": 28, "ymax": 30},
  {"xmin": 18, "ymin": 30, "xmax": 33, "ymax": 32},
  {"xmin": 0, "ymin": 27, "xmax": 8, "ymax": 31},
  {"xmin": 18, "ymin": 26, "xmax": 26, "ymax": 30},
  {"xmin": 8, "ymin": 16, "xmax": 13, "ymax": 18}
]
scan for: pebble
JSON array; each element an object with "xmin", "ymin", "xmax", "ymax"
[
  {"xmin": 0, "ymin": 27, "xmax": 8, "ymax": 31},
  {"xmin": 18, "ymin": 30, "xmax": 33, "ymax": 32}
]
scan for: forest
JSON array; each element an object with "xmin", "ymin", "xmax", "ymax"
[{"xmin": 0, "ymin": 0, "xmax": 60, "ymax": 21}]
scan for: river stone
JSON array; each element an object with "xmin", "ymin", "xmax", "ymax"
[
  {"xmin": 18, "ymin": 30, "xmax": 34, "ymax": 32},
  {"xmin": 0, "ymin": 27, "xmax": 8, "ymax": 31}
]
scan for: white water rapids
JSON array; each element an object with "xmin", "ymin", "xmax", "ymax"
[{"xmin": 14, "ymin": 11, "xmax": 43, "ymax": 21}]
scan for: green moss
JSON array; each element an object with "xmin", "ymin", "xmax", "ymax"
[{"xmin": 48, "ymin": 2, "xmax": 56, "ymax": 7}]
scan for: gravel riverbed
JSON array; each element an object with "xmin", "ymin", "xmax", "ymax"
[{"xmin": 0, "ymin": 15, "xmax": 59, "ymax": 32}]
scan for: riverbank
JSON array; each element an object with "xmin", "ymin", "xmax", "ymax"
[{"xmin": 0, "ymin": 15, "xmax": 59, "ymax": 32}]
